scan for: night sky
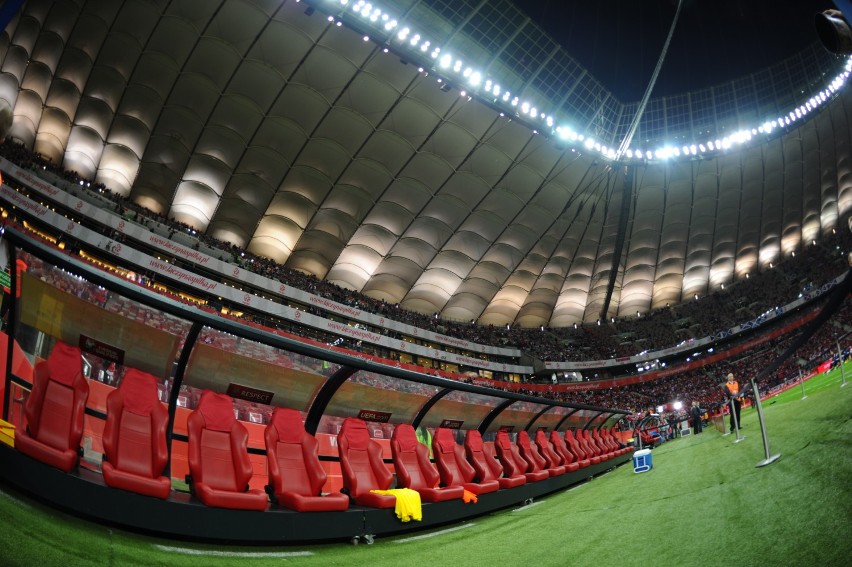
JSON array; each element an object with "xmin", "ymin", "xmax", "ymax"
[{"xmin": 509, "ymin": 0, "xmax": 838, "ymax": 100}]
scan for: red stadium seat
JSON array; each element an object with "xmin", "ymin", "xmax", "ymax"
[
  {"xmin": 600, "ymin": 428, "xmax": 628, "ymax": 456},
  {"xmin": 101, "ymin": 368, "xmax": 171, "ymax": 499},
  {"xmin": 391, "ymin": 424, "xmax": 463, "ymax": 502},
  {"xmin": 337, "ymin": 417, "xmax": 396, "ymax": 508},
  {"xmin": 16, "ymin": 342, "xmax": 89, "ymax": 473},
  {"xmin": 563, "ymin": 430, "xmax": 593, "ymax": 468},
  {"xmin": 548, "ymin": 430, "xmax": 582, "ymax": 472},
  {"xmin": 518, "ymin": 431, "xmax": 564, "ymax": 477},
  {"xmin": 464, "ymin": 429, "xmax": 525, "ymax": 489},
  {"xmin": 264, "ymin": 407, "xmax": 349, "ymax": 512},
  {"xmin": 494, "ymin": 430, "xmax": 548, "ymax": 482},
  {"xmin": 433, "ymin": 428, "xmax": 498, "ymax": 495},
  {"xmin": 535, "ymin": 430, "xmax": 573, "ymax": 474},
  {"xmin": 590, "ymin": 429, "xmax": 616, "ymax": 460},
  {"xmin": 478, "ymin": 434, "xmax": 526, "ymax": 488},
  {"xmin": 573, "ymin": 430, "xmax": 602, "ymax": 464},
  {"xmin": 596, "ymin": 428, "xmax": 617, "ymax": 456},
  {"xmin": 187, "ymin": 390, "xmax": 267, "ymax": 511},
  {"xmin": 605, "ymin": 427, "xmax": 631, "ymax": 455}
]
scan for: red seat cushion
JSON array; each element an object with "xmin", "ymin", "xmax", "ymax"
[
  {"xmin": 265, "ymin": 408, "xmax": 348, "ymax": 512},
  {"xmin": 482, "ymin": 439, "xmax": 526, "ymax": 488},
  {"xmin": 516, "ymin": 431, "xmax": 557, "ymax": 480},
  {"xmin": 433, "ymin": 428, "xmax": 498, "ymax": 495},
  {"xmin": 187, "ymin": 391, "xmax": 267, "ymax": 511},
  {"xmin": 392, "ymin": 424, "xmax": 463, "ymax": 502},
  {"xmin": 102, "ymin": 368, "xmax": 170, "ymax": 499},
  {"xmin": 563, "ymin": 430, "xmax": 592, "ymax": 468},
  {"xmin": 16, "ymin": 342, "xmax": 88, "ymax": 473},
  {"xmin": 465, "ymin": 430, "xmax": 526, "ymax": 489},
  {"xmin": 549, "ymin": 430, "xmax": 581, "ymax": 472},
  {"xmin": 535, "ymin": 430, "xmax": 570, "ymax": 475},
  {"xmin": 337, "ymin": 418, "xmax": 395, "ymax": 508}
]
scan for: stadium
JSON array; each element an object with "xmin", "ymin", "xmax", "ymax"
[{"xmin": 0, "ymin": 1, "xmax": 850, "ymax": 565}]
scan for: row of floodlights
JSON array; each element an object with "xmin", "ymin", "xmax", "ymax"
[{"xmin": 326, "ymin": 1, "xmax": 852, "ymax": 162}]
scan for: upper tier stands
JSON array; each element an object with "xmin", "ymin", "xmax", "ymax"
[{"xmin": 1, "ymin": 140, "xmax": 849, "ymax": 366}]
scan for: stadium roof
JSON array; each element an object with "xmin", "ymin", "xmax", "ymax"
[{"xmin": 1, "ymin": 0, "xmax": 850, "ymax": 327}]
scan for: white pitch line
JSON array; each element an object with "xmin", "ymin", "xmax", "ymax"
[
  {"xmin": 154, "ymin": 545, "xmax": 312, "ymax": 558},
  {"xmin": 512, "ymin": 501, "xmax": 544, "ymax": 512},
  {"xmin": 393, "ymin": 522, "xmax": 476, "ymax": 543}
]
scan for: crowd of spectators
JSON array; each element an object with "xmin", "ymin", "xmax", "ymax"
[{"xmin": 3, "ymin": 139, "xmax": 849, "ymax": 366}]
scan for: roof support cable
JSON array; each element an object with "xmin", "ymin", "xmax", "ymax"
[{"xmin": 615, "ymin": 0, "xmax": 684, "ymax": 160}]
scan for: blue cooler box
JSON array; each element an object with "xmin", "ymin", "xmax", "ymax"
[{"xmin": 632, "ymin": 448, "xmax": 652, "ymax": 473}]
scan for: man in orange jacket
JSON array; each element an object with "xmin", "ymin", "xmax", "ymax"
[{"xmin": 723, "ymin": 373, "xmax": 743, "ymax": 433}]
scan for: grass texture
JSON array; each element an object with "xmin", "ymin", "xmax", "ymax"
[{"xmin": 0, "ymin": 369, "xmax": 849, "ymax": 567}]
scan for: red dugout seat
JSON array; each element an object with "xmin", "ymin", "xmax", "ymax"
[
  {"xmin": 264, "ymin": 407, "xmax": 349, "ymax": 512},
  {"xmin": 391, "ymin": 424, "xmax": 463, "ymax": 502},
  {"xmin": 337, "ymin": 417, "xmax": 395, "ymax": 508},
  {"xmin": 598, "ymin": 428, "xmax": 625, "ymax": 456},
  {"xmin": 494, "ymin": 430, "xmax": 548, "ymax": 482},
  {"xmin": 574, "ymin": 429, "xmax": 602, "ymax": 464},
  {"xmin": 535, "ymin": 430, "xmax": 573, "ymax": 474},
  {"xmin": 16, "ymin": 341, "xmax": 89, "ymax": 473},
  {"xmin": 465, "ymin": 430, "xmax": 525, "ymax": 489},
  {"xmin": 563, "ymin": 430, "xmax": 593, "ymax": 468},
  {"xmin": 548, "ymin": 430, "xmax": 582, "ymax": 472},
  {"xmin": 101, "ymin": 368, "xmax": 170, "ymax": 499},
  {"xmin": 605, "ymin": 427, "xmax": 631, "ymax": 455},
  {"xmin": 433, "ymin": 428, "xmax": 498, "ymax": 495},
  {"xmin": 589, "ymin": 429, "xmax": 616, "ymax": 460},
  {"xmin": 187, "ymin": 390, "xmax": 267, "ymax": 511},
  {"xmin": 518, "ymin": 431, "xmax": 564, "ymax": 477}
]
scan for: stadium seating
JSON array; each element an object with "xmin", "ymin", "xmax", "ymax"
[
  {"xmin": 494, "ymin": 430, "xmax": 548, "ymax": 482},
  {"xmin": 589, "ymin": 429, "xmax": 616, "ymax": 460},
  {"xmin": 391, "ymin": 424, "xmax": 463, "ymax": 502},
  {"xmin": 433, "ymin": 428, "xmax": 499, "ymax": 495},
  {"xmin": 101, "ymin": 368, "xmax": 171, "ymax": 499},
  {"xmin": 518, "ymin": 431, "xmax": 564, "ymax": 477},
  {"xmin": 187, "ymin": 390, "xmax": 268, "ymax": 511},
  {"xmin": 478, "ymin": 434, "xmax": 526, "ymax": 488},
  {"xmin": 573, "ymin": 430, "xmax": 602, "ymax": 464},
  {"xmin": 606, "ymin": 428, "xmax": 632, "ymax": 455},
  {"xmin": 548, "ymin": 430, "xmax": 582, "ymax": 472},
  {"xmin": 337, "ymin": 417, "xmax": 396, "ymax": 508},
  {"xmin": 464, "ymin": 429, "xmax": 525, "ymax": 489},
  {"xmin": 563, "ymin": 430, "xmax": 593, "ymax": 468},
  {"xmin": 264, "ymin": 407, "xmax": 349, "ymax": 512},
  {"xmin": 15, "ymin": 341, "xmax": 89, "ymax": 473},
  {"xmin": 535, "ymin": 430, "xmax": 572, "ymax": 474},
  {"xmin": 601, "ymin": 428, "xmax": 629, "ymax": 456}
]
